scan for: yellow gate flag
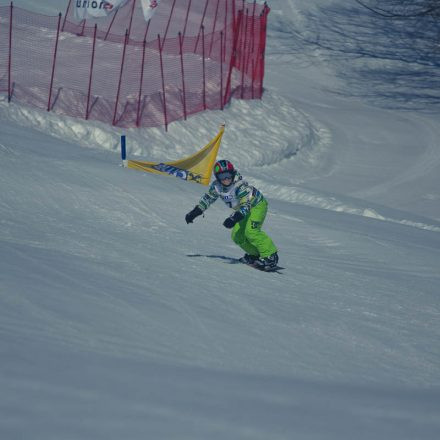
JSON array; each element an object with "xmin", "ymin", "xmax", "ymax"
[{"xmin": 126, "ymin": 124, "xmax": 225, "ymax": 186}]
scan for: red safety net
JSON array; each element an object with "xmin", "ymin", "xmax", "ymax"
[{"xmin": 0, "ymin": 0, "xmax": 269, "ymax": 129}]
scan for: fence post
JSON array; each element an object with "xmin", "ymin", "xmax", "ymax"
[
  {"xmin": 259, "ymin": 5, "xmax": 269, "ymax": 98},
  {"xmin": 194, "ymin": 0, "xmax": 209, "ymax": 53},
  {"xmin": 113, "ymin": 30, "xmax": 129, "ymax": 126},
  {"xmin": 127, "ymin": 0, "xmax": 137, "ymax": 39},
  {"xmin": 161, "ymin": 0, "xmax": 176, "ymax": 50},
  {"xmin": 220, "ymin": 30, "xmax": 223, "ymax": 110},
  {"xmin": 238, "ymin": 0, "xmax": 245, "ymax": 72},
  {"xmin": 244, "ymin": 1, "xmax": 256, "ymax": 76},
  {"xmin": 251, "ymin": 58, "xmax": 255, "ymax": 99},
  {"xmin": 209, "ymin": 0, "xmax": 220, "ymax": 57},
  {"xmin": 143, "ymin": 17, "xmax": 151, "ymax": 42},
  {"xmin": 62, "ymin": 0, "xmax": 72, "ymax": 32},
  {"xmin": 240, "ymin": 8, "xmax": 248, "ymax": 99},
  {"xmin": 223, "ymin": 0, "xmax": 228, "ymax": 63},
  {"xmin": 223, "ymin": 9, "xmax": 242, "ymax": 106},
  {"xmin": 105, "ymin": 6, "xmax": 119, "ymax": 40},
  {"xmin": 136, "ymin": 38, "xmax": 147, "ymax": 127},
  {"xmin": 80, "ymin": 19, "xmax": 86, "ymax": 36},
  {"xmin": 201, "ymin": 25, "xmax": 206, "ymax": 110},
  {"xmin": 7, "ymin": 1, "xmax": 13, "ymax": 103},
  {"xmin": 86, "ymin": 24, "xmax": 97, "ymax": 120},
  {"xmin": 158, "ymin": 34, "xmax": 168, "ymax": 131},
  {"xmin": 182, "ymin": 0, "xmax": 192, "ymax": 42},
  {"xmin": 232, "ymin": 0, "xmax": 236, "ymax": 32},
  {"xmin": 252, "ymin": 8, "xmax": 264, "ymax": 99},
  {"xmin": 47, "ymin": 13, "xmax": 62, "ymax": 112},
  {"xmin": 178, "ymin": 32, "xmax": 187, "ymax": 120}
]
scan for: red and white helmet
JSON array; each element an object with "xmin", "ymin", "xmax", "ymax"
[{"xmin": 213, "ymin": 160, "xmax": 236, "ymax": 185}]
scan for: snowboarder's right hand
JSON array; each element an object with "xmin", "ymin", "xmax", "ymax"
[{"xmin": 185, "ymin": 206, "xmax": 203, "ymax": 224}]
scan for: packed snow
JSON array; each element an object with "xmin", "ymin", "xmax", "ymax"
[{"xmin": 1, "ymin": 1, "xmax": 439, "ymax": 439}]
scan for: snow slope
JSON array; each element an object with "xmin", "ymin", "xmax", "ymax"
[{"xmin": 1, "ymin": 1, "xmax": 440, "ymax": 439}]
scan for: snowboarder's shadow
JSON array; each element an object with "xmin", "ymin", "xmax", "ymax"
[{"xmin": 186, "ymin": 254, "xmax": 240, "ymax": 264}]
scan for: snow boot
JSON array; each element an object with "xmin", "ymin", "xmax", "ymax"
[
  {"xmin": 239, "ymin": 253, "xmax": 259, "ymax": 264},
  {"xmin": 255, "ymin": 252, "xmax": 279, "ymax": 270}
]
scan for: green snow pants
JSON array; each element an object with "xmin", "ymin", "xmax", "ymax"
[{"xmin": 231, "ymin": 199, "xmax": 277, "ymax": 258}]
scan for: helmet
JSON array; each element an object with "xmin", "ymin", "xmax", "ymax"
[{"xmin": 214, "ymin": 160, "xmax": 236, "ymax": 186}]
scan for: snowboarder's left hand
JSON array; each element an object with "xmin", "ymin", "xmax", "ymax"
[{"xmin": 223, "ymin": 211, "xmax": 244, "ymax": 229}]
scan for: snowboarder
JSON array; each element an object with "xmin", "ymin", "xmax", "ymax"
[{"xmin": 185, "ymin": 160, "xmax": 279, "ymax": 270}]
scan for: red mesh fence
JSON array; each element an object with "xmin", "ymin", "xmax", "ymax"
[{"xmin": 0, "ymin": 0, "xmax": 269, "ymax": 129}]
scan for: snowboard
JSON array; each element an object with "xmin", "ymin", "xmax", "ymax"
[
  {"xmin": 241, "ymin": 260, "xmax": 285, "ymax": 273},
  {"xmin": 187, "ymin": 254, "xmax": 284, "ymax": 273}
]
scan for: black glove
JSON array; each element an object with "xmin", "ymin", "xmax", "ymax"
[
  {"xmin": 223, "ymin": 211, "xmax": 244, "ymax": 229},
  {"xmin": 185, "ymin": 206, "xmax": 203, "ymax": 224}
]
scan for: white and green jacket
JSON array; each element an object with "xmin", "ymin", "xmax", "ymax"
[{"xmin": 198, "ymin": 172, "xmax": 264, "ymax": 217}]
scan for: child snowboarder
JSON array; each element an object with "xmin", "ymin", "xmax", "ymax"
[{"xmin": 185, "ymin": 160, "xmax": 279, "ymax": 270}]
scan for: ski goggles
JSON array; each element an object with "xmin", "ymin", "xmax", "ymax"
[{"xmin": 216, "ymin": 171, "xmax": 234, "ymax": 181}]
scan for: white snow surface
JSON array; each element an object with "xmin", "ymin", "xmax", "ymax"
[{"xmin": 1, "ymin": 1, "xmax": 440, "ymax": 439}]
